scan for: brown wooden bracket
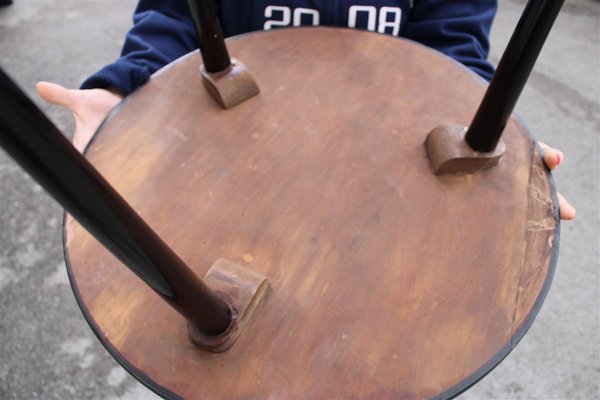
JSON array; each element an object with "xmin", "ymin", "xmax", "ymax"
[
  {"xmin": 425, "ymin": 0, "xmax": 565, "ymax": 175},
  {"xmin": 188, "ymin": 258, "xmax": 270, "ymax": 352},
  {"xmin": 185, "ymin": 0, "xmax": 260, "ymax": 109},
  {"xmin": 425, "ymin": 125, "xmax": 505, "ymax": 175},
  {"xmin": 201, "ymin": 59, "xmax": 260, "ymax": 109}
]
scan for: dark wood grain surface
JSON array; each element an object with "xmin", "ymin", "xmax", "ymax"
[{"xmin": 64, "ymin": 27, "xmax": 559, "ymax": 399}]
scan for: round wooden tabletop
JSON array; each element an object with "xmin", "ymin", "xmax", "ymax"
[{"xmin": 64, "ymin": 27, "xmax": 559, "ymax": 399}]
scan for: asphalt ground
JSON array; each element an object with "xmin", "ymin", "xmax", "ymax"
[{"xmin": 0, "ymin": 0, "xmax": 598, "ymax": 399}]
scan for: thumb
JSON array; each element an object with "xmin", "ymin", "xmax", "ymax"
[{"xmin": 36, "ymin": 81, "xmax": 75, "ymax": 109}]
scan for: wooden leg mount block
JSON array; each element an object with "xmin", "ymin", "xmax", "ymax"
[
  {"xmin": 425, "ymin": 125, "xmax": 505, "ymax": 174},
  {"xmin": 201, "ymin": 58, "xmax": 260, "ymax": 109},
  {"xmin": 188, "ymin": 258, "xmax": 269, "ymax": 352}
]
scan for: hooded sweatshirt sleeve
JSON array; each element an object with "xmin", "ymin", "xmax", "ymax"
[
  {"xmin": 81, "ymin": 0, "xmax": 197, "ymax": 95},
  {"xmin": 402, "ymin": 0, "xmax": 497, "ymax": 81}
]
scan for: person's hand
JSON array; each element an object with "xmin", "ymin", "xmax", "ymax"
[
  {"xmin": 36, "ymin": 82, "xmax": 123, "ymax": 152},
  {"xmin": 539, "ymin": 142, "xmax": 576, "ymax": 221}
]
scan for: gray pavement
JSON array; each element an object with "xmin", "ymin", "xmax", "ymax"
[{"xmin": 0, "ymin": 0, "xmax": 598, "ymax": 399}]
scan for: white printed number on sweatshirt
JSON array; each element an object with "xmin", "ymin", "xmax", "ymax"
[{"xmin": 264, "ymin": 5, "xmax": 402, "ymax": 36}]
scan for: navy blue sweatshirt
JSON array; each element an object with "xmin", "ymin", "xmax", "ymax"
[{"xmin": 82, "ymin": 0, "xmax": 497, "ymax": 95}]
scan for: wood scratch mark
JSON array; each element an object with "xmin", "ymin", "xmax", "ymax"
[
  {"xmin": 165, "ymin": 126, "xmax": 189, "ymax": 142},
  {"xmin": 527, "ymin": 219, "xmax": 555, "ymax": 232}
]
